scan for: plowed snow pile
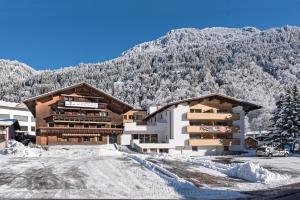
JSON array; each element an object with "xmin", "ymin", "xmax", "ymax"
[
  {"xmin": 0, "ymin": 140, "xmax": 43, "ymax": 157},
  {"xmin": 189, "ymin": 158, "xmax": 290, "ymax": 184}
]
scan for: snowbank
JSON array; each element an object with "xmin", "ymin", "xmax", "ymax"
[
  {"xmin": 189, "ymin": 158, "xmax": 289, "ymax": 184},
  {"xmin": 0, "ymin": 140, "xmax": 43, "ymax": 157},
  {"xmin": 131, "ymin": 155, "xmax": 181, "ymax": 181},
  {"xmin": 43, "ymin": 144, "xmax": 122, "ymax": 158}
]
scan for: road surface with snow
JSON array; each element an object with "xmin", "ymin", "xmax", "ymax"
[
  {"xmin": 0, "ymin": 143, "xmax": 244, "ymax": 199},
  {"xmin": 1, "ymin": 141, "xmax": 299, "ymax": 199}
]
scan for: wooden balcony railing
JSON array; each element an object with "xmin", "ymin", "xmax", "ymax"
[
  {"xmin": 189, "ymin": 139, "xmax": 240, "ymax": 146},
  {"xmin": 187, "ymin": 125, "xmax": 239, "ymax": 134},
  {"xmin": 39, "ymin": 127, "xmax": 123, "ymax": 135},
  {"xmin": 45, "ymin": 114, "xmax": 111, "ymax": 123},
  {"xmin": 187, "ymin": 112, "xmax": 240, "ymax": 121}
]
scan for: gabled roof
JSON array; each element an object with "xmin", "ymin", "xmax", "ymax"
[
  {"xmin": 0, "ymin": 119, "xmax": 20, "ymax": 129},
  {"xmin": 144, "ymin": 93, "xmax": 262, "ymax": 120},
  {"xmin": 0, "ymin": 101, "xmax": 29, "ymax": 111},
  {"xmin": 23, "ymin": 82, "xmax": 133, "ymax": 115}
]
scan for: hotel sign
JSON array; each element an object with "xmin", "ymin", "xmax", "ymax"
[{"xmin": 65, "ymin": 101, "xmax": 98, "ymax": 108}]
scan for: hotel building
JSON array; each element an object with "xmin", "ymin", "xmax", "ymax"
[
  {"xmin": 0, "ymin": 101, "xmax": 36, "ymax": 135},
  {"xmin": 23, "ymin": 83, "xmax": 261, "ymax": 155},
  {"xmin": 23, "ymin": 83, "xmax": 132, "ymax": 145},
  {"xmin": 121, "ymin": 94, "xmax": 261, "ymax": 155}
]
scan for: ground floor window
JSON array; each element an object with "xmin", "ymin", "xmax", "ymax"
[
  {"xmin": 132, "ymin": 134, "xmax": 158, "ymax": 143},
  {"xmin": 224, "ymin": 146, "xmax": 229, "ymax": 151},
  {"xmin": 159, "ymin": 149, "xmax": 169, "ymax": 153},
  {"xmin": 192, "ymin": 146, "xmax": 198, "ymax": 151},
  {"xmin": 109, "ymin": 134, "xmax": 117, "ymax": 144}
]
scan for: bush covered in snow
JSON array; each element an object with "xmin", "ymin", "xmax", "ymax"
[{"xmin": 0, "ymin": 140, "xmax": 43, "ymax": 157}]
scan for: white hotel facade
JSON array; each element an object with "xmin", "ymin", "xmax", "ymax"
[
  {"xmin": 0, "ymin": 101, "xmax": 36, "ymax": 135},
  {"xmin": 120, "ymin": 94, "xmax": 261, "ymax": 156}
]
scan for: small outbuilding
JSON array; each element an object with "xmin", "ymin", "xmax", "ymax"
[
  {"xmin": 244, "ymin": 136, "xmax": 258, "ymax": 149},
  {"xmin": 0, "ymin": 119, "xmax": 20, "ymax": 149}
]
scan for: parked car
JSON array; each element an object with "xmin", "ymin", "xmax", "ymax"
[{"xmin": 256, "ymin": 146, "xmax": 289, "ymax": 157}]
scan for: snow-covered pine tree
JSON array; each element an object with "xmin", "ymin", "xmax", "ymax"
[
  {"xmin": 291, "ymin": 84, "xmax": 300, "ymax": 139},
  {"xmin": 267, "ymin": 85, "xmax": 300, "ymax": 148}
]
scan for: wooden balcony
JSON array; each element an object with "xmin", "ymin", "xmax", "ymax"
[
  {"xmin": 39, "ymin": 127, "xmax": 123, "ymax": 135},
  {"xmin": 57, "ymin": 100, "xmax": 107, "ymax": 109},
  {"xmin": 187, "ymin": 125, "xmax": 239, "ymax": 134},
  {"xmin": 45, "ymin": 114, "xmax": 111, "ymax": 123},
  {"xmin": 189, "ymin": 139, "xmax": 240, "ymax": 146},
  {"xmin": 187, "ymin": 112, "xmax": 240, "ymax": 121}
]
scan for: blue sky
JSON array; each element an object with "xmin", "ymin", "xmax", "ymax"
[{"xmin": 0, "ymin": 0, "xmax": 299, "ymax": 70}]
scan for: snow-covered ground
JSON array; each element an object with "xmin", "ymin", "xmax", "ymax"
[
  {"xmin": 140, "ymin": 152, "xmax": 300, "ymax": 192},
  {"xmin": 0, "ymin": 141, "xmax": 244, "ymax": 199},
  {"xmin": 1, "ymin": 141, "xmax": 299, "ymax": 199}
]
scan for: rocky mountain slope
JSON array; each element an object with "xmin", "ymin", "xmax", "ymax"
[{"xmin": 0, "ymin": 26, "xmax": 299, "ymax": 130}]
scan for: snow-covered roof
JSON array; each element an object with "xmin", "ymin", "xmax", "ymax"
[
  {"xmin": 0, "ymin": 101, "xmax": 29, "ymax": 111},
  {"xmin": 144, "ymin": 93, "xmax": 262, "ymax": 120},
  {"xmin": 0, "ymin": 119, "xmax": 20, "ymax": 129},
  {"xmin": 23, "ymin": 82, "xmax": 133, "ymax": 115}
]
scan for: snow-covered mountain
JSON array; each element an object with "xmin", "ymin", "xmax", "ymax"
[{"xmin": 0, "ymin": 26, "xmax": 300, "ymax": 130}]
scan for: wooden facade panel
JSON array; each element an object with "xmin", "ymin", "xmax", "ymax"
[{"xmin": 24, "ymin": 83, "xmax": 132, "ymax": 146}]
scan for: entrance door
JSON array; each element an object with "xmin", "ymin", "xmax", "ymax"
[{"xmin": 109, "ymin": 134, "xmax": 117, "ymax": 144}]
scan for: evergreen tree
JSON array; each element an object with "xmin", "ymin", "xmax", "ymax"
[
  {"xmin": 291, "ymin": 84, "xmax": 300, "ymax": 139},
  {"xmin": 268, "ymin": 85, "xmax": 300, "ymax": 147}
]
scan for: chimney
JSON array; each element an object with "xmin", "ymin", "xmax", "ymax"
[{"xmin": 147, "ymin": 106, "xmax": 160, "ymax": 115}]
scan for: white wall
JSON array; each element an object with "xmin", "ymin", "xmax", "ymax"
[
  {"xmin": 172, "ymin": 104, "xmax": 190, "ymax": 147},
  {"xmin": 0, "ymin": 108, "xmax": 35, "ymax": 135},
  {"xmin": 231, "ymin": 106, "xmax": 245, "ymax": 151}
]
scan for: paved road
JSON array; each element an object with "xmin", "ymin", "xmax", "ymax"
[
  {"xmin": 242, "ymin": 182, "xmax": 300, "ymax": 200},
  {"xmin": 147, "ymin": 157, "xmax": 300, "ymax": 200}
]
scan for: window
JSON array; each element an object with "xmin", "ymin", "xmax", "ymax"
[
  {"xmin": 134, "ymin": 115, "xmax": 143, "ymax": 120},
  {"xmin": 49, "ymin": 123, "xmax": 54, "ymax": 127},
  {"xmin": 31, "ymin": 126, "xmax": 35, "ymax": 132},
  {"xmin": 84, "ymin": 137, "xmax": 89, "ymax": 142},
  {"xmin": 192, "ymin": 146, "xmax": 198, "ymax": 152},
  {"xmin": 31, "ymin": 116, "xmax": 35, "ymax": 122},
  {"xmin": 65, "ymin": 96, "xmax": 74, "ymax": 101},
  {"xmin": 84, "ymin": 124, "xmax": 89, "ymax": 128},
  {"xmin": 123, "ymin": 115, "xmax": 127, "ymax": 120},
  {"xmin": 216, "ymin": 121, "xmax": 228, "ymax": 126},
  {"xmin": 20, "ymin": 126, "xmax": 28, "ymax": 131},
  {"xmin": 160, "ymin": 114, "xmax": 162, "ymax": 119},
  {"xmin": 13, "ymin": 115, "xmax": 28, "ymax": 122},
  {"xmin": 190, "ymin": 109, "xmax": 202, "ymax": 113},
  {"xmin": 69, "ymin": 124, "xmax": 74, "ymax": 128},
  {"xmin": 0, "ymin": 114, "xmax": 10, "ymax": 119},
  {"xmin": 217, "ymin": 109, "xmax": 228, "ymax": 113},
  {"xmin": 99, "ymin": 112, "xmax": 108, "ymax": 117},
  {"xmin": 133, "ymin": 134, "xmax": 139, "ymax": 140},
  {"xmin": 129, "ymin": 115, "xmax": 133, "ymax": 120},
  {"xmin": 224, "ymin": 146, "xmax": 229, "ymax": 151}
]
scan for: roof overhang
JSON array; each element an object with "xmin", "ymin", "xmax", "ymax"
[
  {"xmin": 23, "ymin": 82, "xmax": 133, "ymax": 115},
  {"xmin": 144, "ymin": 93, "xmax": 262, "ymax": 120}
]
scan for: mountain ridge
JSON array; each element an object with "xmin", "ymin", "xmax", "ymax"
[{"xmin": 0, "ymin": 26, "xmax": 300, "ymax": 130}]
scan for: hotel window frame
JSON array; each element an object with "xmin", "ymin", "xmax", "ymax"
[
  {"xmin": 13, "ymin": 115, "xmax": 28, "ymax": 122},
  {"xmin": 20, "ymin": 126, "xmax": 28, "ymax": 132},
  {"xmin": 0, "ymin": 114, "xmax": 10, "ymax": 119}
]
